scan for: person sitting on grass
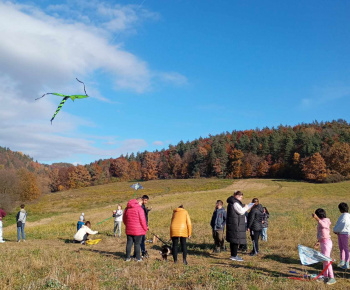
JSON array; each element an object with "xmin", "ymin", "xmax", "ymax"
[
  {"xmin": 210, "ymin": 200, "xmax": 227, "ymax": 253},
  {"xmin": 170, "ymin": 205, "xmax": 192, "ymax": 265},
  {"xmin": 312, "ymin": 208, "xmax": 336, "ymax": 285},
  {"xmin": 73, "ymin": 221, "xmax": 98, "ymax": 245},
  {"xmin": 333, "ymin": 202, "xmax": 350, "ymax": 269}
]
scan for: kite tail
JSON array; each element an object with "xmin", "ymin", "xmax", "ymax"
[
  {"xmin": 35, "ymin": 93, "xmax": 51, "ymax": 100},
  {"xmin": 76, "ymin": 78, "xmax": 88, "ymax": 96},
  {"xmin": 51, "ymin": 96, "xmax": 69, "ymax": 124}
]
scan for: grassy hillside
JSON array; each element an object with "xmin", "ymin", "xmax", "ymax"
[{"xmin": 1, "ymin": 178, "xmax": 350, "ymax": 289}]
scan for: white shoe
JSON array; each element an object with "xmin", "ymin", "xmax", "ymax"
[
  {"xmin": 0, "ymin": 240, "xmax": 5, "ymax": 243},
  {"xmin": 337, "ymin": 261, "xmax": 345, "ymax": 267}
]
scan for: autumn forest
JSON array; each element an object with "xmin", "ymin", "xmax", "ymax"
[{"xmin": 1, "ymin": 119, "xmax": 350, "ymax": 211}]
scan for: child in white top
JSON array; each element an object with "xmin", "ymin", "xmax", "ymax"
[
  {"xmin": 333, "ymin": 202, "xmax": 350, "ymax": 269},
  {"xmin": 113, "ymin": 205, "xmax": 123, "ymax": 238}
]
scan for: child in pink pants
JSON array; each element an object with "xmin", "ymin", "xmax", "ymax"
[
  {"xmin": 312, "ymin": 208, "xmax": 336, "ymax": 285},
  {"xmin": 333, "ymin": 202, "xmax": 350, "ymax": 269}
]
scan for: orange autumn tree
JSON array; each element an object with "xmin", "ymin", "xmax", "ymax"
[
  {"xmin": 302, "ymin": 152, "xmax": 327, "ymax": 182},
  {"xmin": 67, "ymin": 165, "xmax": 91, "ymax": 189},
  {"xmin": 17, "ymin": 168, "xmax": 41, "ymax": 201},
  {"xmin": 257, "ymin": 160, "xmax": 269, "ymax": 177},
  {"xmin": 227, "ymin": 148, "xmax": 244, "ymax": 178},
  {"xmin": 141, "ymin": 153, "xmax": 158, "ymax": 181},
  {"xmin": 325, "ymin": 143, "xmax": 350, "ymax": 177},
  {"xmin": 109, "ymin": 157, "xmax": 130, "ymax": 181}
]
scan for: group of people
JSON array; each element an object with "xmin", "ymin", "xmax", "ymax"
[
  {"xmin": 0, "ymin": 204, "xmax": 27, "ymax": 243},
  {"xmin": 311, "ymin": 202, "xmax": 350, "ymax": 285},
  {"xmin": 212, "ymin": 191, "xmax": 270, "ymax": 261},
  {"xmin": 49, "ymin": 188, "xmax": 350, "ymax": 287},
  {"xmin": 109, "ymin": 190, "xmax": 270, "ymax": 265}
]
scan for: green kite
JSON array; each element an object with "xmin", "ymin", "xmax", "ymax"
[{"xmin": 36, "ymin": 78, "xmax": 89, "ymax": 124}]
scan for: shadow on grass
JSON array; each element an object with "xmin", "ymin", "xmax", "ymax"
[
  {"xmin": 58, "ymin": 238, "xmax": 76, "ymax": 244},
  {"xmin": 263, "ymin": 254, "xmax": 300, "ymax": 264},
  {"xmin": 150, "ymin": 242, "xmax": 213, "ymax": 258},
  {"xmin": 80, "ymin": 248, "xmax": 125, "ymax": 259},
  {"xmin": 271, "ymin": 179, "xmax": 304, "ymax": 183}
]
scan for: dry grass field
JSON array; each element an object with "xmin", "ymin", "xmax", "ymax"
[{"xmin": 1, "ymin": 178, "xmax": 350, "ymax": 289}]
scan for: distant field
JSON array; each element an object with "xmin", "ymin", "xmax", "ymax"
[{"xmin": 1, "ymin": 178, "xmax": 350, "ymax": 289}]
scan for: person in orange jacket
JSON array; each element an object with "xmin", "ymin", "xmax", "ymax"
[{"xmin": 170, "ymin": 205, "xmax": 192, "ymax": 264}]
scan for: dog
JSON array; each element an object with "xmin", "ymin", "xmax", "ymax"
[{"xmin": 159, "ymin": 244, "xmax": 172, "ymax": 261}]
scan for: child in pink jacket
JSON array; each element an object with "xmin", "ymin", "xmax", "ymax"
[{"xmin": 312, "ymin": 208, "xmax": 336, "ymax": 285}]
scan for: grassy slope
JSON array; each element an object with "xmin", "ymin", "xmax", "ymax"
[{"xmin": 1, "ymin": 178, "xmax": 350, "ymax": 289}]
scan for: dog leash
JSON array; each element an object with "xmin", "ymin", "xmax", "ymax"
[{"xmin": 149, "ymin": 231, "xmax": 171, "ymax": 247}]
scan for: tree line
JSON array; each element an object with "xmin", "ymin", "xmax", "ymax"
[
  {"xmin": 1, "ymin": 119, "xmax": 350, "ymax": 211},
  {"xmin": 49, "ymin": 119, "xmax": 350, "ymax": 191}
]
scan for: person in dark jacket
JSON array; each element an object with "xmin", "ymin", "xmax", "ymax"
[
  {"xmin": 238, "ymin": 211, "xmax": 248, "ymax": 253},
  {"xmin": 226, "ymin": 191, "xmax": 249, "ymax": 261},
  {"xmin": 247, "ymin": 198, "xmax": 264, "ymax": 256},
  {"xmin": 140, "ymin": 195, "xmax": 151, "ymax": 258},
  {"xmin": 210, "ymin": 200, "xmax": 227, "ymax": 253}
]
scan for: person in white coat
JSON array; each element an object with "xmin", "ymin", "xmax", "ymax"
[
  {"xmin": 333, "ymin": 202, "xmax": 350, "ymax": 269},
  {"xmin": 74, "ymin": 221, "xmax": 98, "ymax": 244}
]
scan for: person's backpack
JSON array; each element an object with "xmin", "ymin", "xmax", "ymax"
[{"xmin": 17, "ymin": 211, "xmax": 26, "ymax": 227}]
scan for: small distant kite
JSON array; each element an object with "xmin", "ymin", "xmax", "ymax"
[
  {"xmin": 35, "ymin": 78, "xmax": 89, "ymax": 124},
  {"xmin": 130, "ymin": 182, "xmax": 143, "ymax": 197},
  {"xmin": 130, "ymin": 183, "xmax": 144, "ymax": 191}
]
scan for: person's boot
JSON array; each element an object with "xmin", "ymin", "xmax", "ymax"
[{"xmin": 183, "ymin": 259, "xmax": 188, "ymax": 265}]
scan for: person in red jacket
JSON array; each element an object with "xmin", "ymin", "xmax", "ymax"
[
  {"xmin": 123, "ymin": 198, "xmax": 148, "ymax": 262},
  {"xmin": 0, "ymin": 208, "xmax": 6, "ymax": 243}
]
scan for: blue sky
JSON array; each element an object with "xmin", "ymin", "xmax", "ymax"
[{"xmin": 0, "ymin": 0, "xmax": 349, "ymax": 165}]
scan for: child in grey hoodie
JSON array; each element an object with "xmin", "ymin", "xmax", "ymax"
[{"xmin": 210, "ymin": 200, "xmax": 227, "ymax": 253}]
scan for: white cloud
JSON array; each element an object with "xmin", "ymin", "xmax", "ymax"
[
  {"xmin": 157, "ymin": 72, "xmax": 188, "ymax": 86},
  {"xmin": 0, "ymin": 1, "xmax": 152, "ymax": 94},
  {"xmin": 0, "ymin": 0, "xmax": 184, "ymax": 163},
  {"xmin": 300, "ymin": 85, "xmax": 350, "ymax": 109},
  {"xmin": 153, "ymin": 141, "xmax": 164, "ymax": 146}
]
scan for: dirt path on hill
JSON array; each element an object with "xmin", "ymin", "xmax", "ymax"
[{"xmin": 6, "ymin": 180, "xmax": 281, "ymax": 229}]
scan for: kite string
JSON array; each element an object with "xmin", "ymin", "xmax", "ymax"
[{"xmin": 288, "ymin": 260, "xmax": 334, "ymax": 281}]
